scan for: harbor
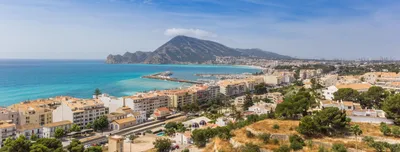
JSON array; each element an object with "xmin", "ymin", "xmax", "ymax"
[{"xmin": 142, "ymin": 71, "xmax": 204, "ymax": 84}]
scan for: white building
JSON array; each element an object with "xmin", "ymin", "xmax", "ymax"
[
  {"xmin": 0, "ymin": 121, "xmax": 16, "ymax": 148},
  {"xmin": 322, "ymin": 83, "xmax": 371, "ymax": 100},
  {"xmin": 16, "ymin": 124, "xmax": 42, "ymax": 140},
  {"xmin": 42, "ymin": 120, "xmax": 72, "ymax": 138},
  {"xmin": 322, "ymin": 86, "xmax": 338, "ymax": 100},
  {"xmin": 172, "ymin": 131, "xmax": 192, "ymax": 145},
  {"xmin": 52, "ymin": 98, "xmax": 108, "ymax": 127},
  {"xmin": 248, "ymin": 102, "xmax": 276, "ymax": 115},
  {"xmin": 0, "ymin": 108, "xmax": 19, "ymax": 126}
]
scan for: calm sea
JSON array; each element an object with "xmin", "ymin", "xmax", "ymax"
[{"xmin": 0, "ymin": 59, "xmax": 260, "ymax": 106}]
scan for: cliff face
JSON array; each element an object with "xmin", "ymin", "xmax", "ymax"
[{"xmin": 106, "ymin": 35, "xmax": 293, "ymax": 64}]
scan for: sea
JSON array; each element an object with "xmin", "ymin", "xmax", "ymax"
[{"xmin": 0, "ymin": 59, "xmax": 260, "ymax": 106}]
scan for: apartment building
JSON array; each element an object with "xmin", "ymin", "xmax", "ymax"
[
  {"xmin": 161, "ymin": 89, "xmax": 195, "ymax": 108},
  {"xmin": 100, "ymin": 92, "xmax": 169, "ymax": 115},
  {"xmin": 42, "ymin": 120, "xmax": 72, "ymax": 138},
  {"xmin": 0, "ymin": 120, "xmax": 16, "ymax": 148},
  {"xmin": 16, "ymin": 123, "xmax": 42, "ymax": 140},
  {"xmin": 52, "ymin": 97, "xmax": 108, "ymax": 127},
  {"xmin": 363, "ymin": 72, "xmax": 400, "ymax": 84},
  {"xmin": 218, "ymin": 79, "xmax": 247, "ymax": 96},
  {"xmin": 0, "ymin": 108, "xmax": 19, "ymax": 126},
  {"xmin": 189, "ymin": 84, "xmax": 220, "ymax": 103},
  {"xmin": 8, "ymin": 99, "xmax": 56, "ymax": 126},
  {"xmin": 319, "ymin": 74, "xmax": 338, "ymax": 87},
  {"xmin": 299, "ymin": 69, "xmax": 322, "ymax": 80}
]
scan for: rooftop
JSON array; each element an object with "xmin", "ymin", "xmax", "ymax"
[
  {"xmin": 43, "ymin": 120, "xmax": 72, "ymax": 128},
  {"xmin": 113, "ymin": 117, "xmax": 136, "ymax": 124},
  {"xmin": 335, "ymin": 83, "xmax": 371, "ymax": 90},
  {"xmin": 17, "ymin": 123, "xmax": 41, "ymax": 131}
]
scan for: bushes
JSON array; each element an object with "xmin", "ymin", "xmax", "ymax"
[
  {"xmin": 380, "ymin": 122, "xmax": 391, "ymax": 136},
  {"xmin": 241, "ymin": 143, "xmax": 260, "ymax": 152},
  {"xmin": 258, "ymin": 133, "xmax": 271, "ymax": 144},
  {"xmin": 273, "ymin": 145, "xmax": 290, "ymax": 152},
  {"xmin": 273, "ymin": 124, "xmax": 280, "ymax": 130},
  {"xmin": 331, "ymin": 144, "xmax": 347, "ymax": 152},
  {"xmin": 289, "ymin": 134, "xmax": 305, "ymax": 151},
  {"xmin": 246, "ymin": 131, "xmax": 255, "ymax": 138}
]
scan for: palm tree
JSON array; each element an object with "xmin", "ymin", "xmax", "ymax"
[
  {"xmin": 94, "ymin": 88, "xmax": 101, "ymax": 99},
  {"xmin": 350, "ymin": 125, "xmax": 363, "ymax": 152}
]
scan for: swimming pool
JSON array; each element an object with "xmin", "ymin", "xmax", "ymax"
[{"xmin": 156, "ymin": 131, "xmax": 165, "ymax": 136}]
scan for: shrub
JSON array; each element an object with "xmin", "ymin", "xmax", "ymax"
[
  {"xmin": 241, "ymin": 143, "xmax": 260, "ymax": 152},
  {"xmin": 290, "ymin": 140, "xmax": 304, "ymax": 151},
  {"xmin": 380, "ymin": 122, "xmax": 391, "ymax": 136},
  {"xmin": 182, "ymin": 149, "xmax": 189, "ymax": 152},
  {"xmin": 392, "ymin": 126, "xmax": 400, "ymax": 137},
  {"xmin": 258, "ymin": 133, "xmax": 271, "ymax": 144},
  {"xmin": 273, "ymin": 139, "xmax": 279, "ymax": 145},
  {"xmin": 318, "ymin": 146, "xmax": 328, "ymax": 152},
  {"xmin": 274, "ymin": 145, "xmax": 290, "ymax": 152},
  {"xmin": 331, "ymin": 144, "xmax": 347, "ymax": 152},
  {"xmin": 273, "ymin": 124, "xmax": 280, "ymax": 130},
  {"xmin": 246, "ymin": 131, "xmax": 255, "ymax": 138}
]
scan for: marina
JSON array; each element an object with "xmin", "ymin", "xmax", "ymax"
[{"xmin": 142, "ymin": 71, "xmax": 204, "ymax": 84}]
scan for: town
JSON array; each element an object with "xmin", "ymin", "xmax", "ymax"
[{"xmin": 1, "ymin": 59, "xmax": 400, "ymax": 152}]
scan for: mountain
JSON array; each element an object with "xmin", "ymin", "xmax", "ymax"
[{"xmin": 106, "ymin": 35, "xmax": 292, "ymax": 64}]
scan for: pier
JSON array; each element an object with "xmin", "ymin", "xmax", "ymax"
[{"xmin": 142, "ymin": 71, "xmax": 203, "ymax": 84}]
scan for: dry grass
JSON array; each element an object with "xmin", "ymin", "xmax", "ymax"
[
  {"xmin": 249, "ymin": 119, "xmax": 299, "ymax": 134},
  {"xmin": 202, "ymin": 138, "xmax": 236, "ymax": 152}
]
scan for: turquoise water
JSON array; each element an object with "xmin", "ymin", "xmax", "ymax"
[{"xmin": 0, "ymin": 59, "xmax": 259, "ymax": 106}]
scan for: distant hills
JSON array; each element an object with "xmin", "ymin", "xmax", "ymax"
[{"xmin": 106, "ymin": 35, "xmax": 293, "ymax": 64}]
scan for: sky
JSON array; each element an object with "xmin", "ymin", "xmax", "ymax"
[{"xmin": 0, "ymin": 0, "xmax": 399, "ymax": 60}]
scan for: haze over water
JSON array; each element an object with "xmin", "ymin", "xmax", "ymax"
[{"xmin": 0, "ymin": 59, "xmax": 260, "ymax": 106}]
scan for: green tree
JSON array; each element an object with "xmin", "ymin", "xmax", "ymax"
[
  {"xmin": 273, "ymin": 124, "xmax": 280, "ymax": 130},
  {"xmin": 84, "ymin": 146, "xmax": 102, "ymax": 152},
  {"xmin": 93, "ymin": 115, "xmax": 109, "ymax": 131},
  {"xmin": 192, "ymin": 129, "xmax": 207, "ymax": 147},
  {"xmin": 66, "ymin": 139, "xmax": 84, "ymax": 152},
  {"xmin": 289, "ymin": 134, "xmax": 305, "ymax": 151},
  {"xmin": 333, "ymin": 88, "xmax": 359, "ymax": 101},
  {"xmin": 380, "ymin": 122, "xmax": 391, "ymax": 136},
  {"xmin": 297, "ymin": 107, "xmax": 350, "ymax": 137},
  {"xmin": 54, "ymin": 128, "xmax": 65, "ymax": 139},
  {"xmin": 30, "ymin": 144, "xmax": 51, "ymax": 152},
  {"xmin": 241, "ymin": 143, "xmax": 260, "ymax": 152},
  {"xmin": 275, "ymin": 89, "xmax": 315, "ymax": 119},
  {"xmin": 86, "ymin": 122, "xmax": 92, "ymax": 129},
  {"xmin": 164, "ymin": 122, "xmax": 178, "ymax": 130},
  {"xmin": 258, "ymin": 133, "xmax": 271, "ymax": 144},
  {"xmin": 94, "ymin": 88, "xmax": 101, "ymax": 99},
  {"xmin": 360, "ymin": 86, "xmax": 389, "ymax": 108},
  {"xmin": 382, "ymin": 94, "xmax": 400, "ymax": 124},
  {"xmin": 70, "ymin": 124, "xmax": 82, "ymax": 132},
  {"xmin": 392, "ymin": 126, "xmax": 400, "ymax": 137},
  {"xmin": 31, "ymin": 134, "xmax": 39, "ymax": 141},
  {"xmin": 274, "ymin": 145, "xmax": 290, "ymax": 152},
  {"xmin": 0, "ymin": 135, "xmax": 32, "ymax": 152},
  {"xmin": 350, "ymin": 125, "xmax": 363, "ymax": 151},
  {"xmin": 35, "ymin": 138, "xmax": 63, "ymax": 150},
  {"xmin": 153, "ymin": 138, "xmax": 172, "ymax": 152},
  {"xmin": 243, "ymin": 92, "xmax": 254, "ymax": 110},
  {"xmin": 331, "ymin": 143, "xmax": 347, "ymax": 152},
  {"xmin": 254, "ymin": 83, "xmax": 267, "ymax": 95},
  {"xmin": 182, "ymin": 149, "xmax": 190, "ymax": 152}
]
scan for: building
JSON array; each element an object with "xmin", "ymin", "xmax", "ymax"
[
  {"xmin": 182, "ymin": 116, "xmax": 211, "ymax": 130},
  {"xmin": 108, "ymin": 135, "xmax": 124, "ymax": 152},
  {"xmin": 152, "ymin": 107, "xmax": 171, "ymax": 120},
  {"xmin": 0, "ymin": 107, "xmax": 19, "ymax": 126},
  {"xmin": 215, "ymin": 117, "xmax": 235, "ymax": 127},
  {"xmin": 363, "ymin": 72, "xmax": 400, "ymax": 84},
  {"xmin": 218, "ymin": 79, "xmax": 247, "ymax": 96},
  {"xmin": 319, "ymin": 74, "xmax": 338, "ymax": 87},
  {"xmin": 110, "ymin": 117, "xmax": 137, "ymax": 131},
  {"xmin": 189, "ymin": 85, "xmax": 220, "ymax": 103},
  {"xmin": 52, "ymin": 97, "xmax": 108, "ymax": 127},
  {"xmin": 252, "ymin": 92, "xmax": 283, "ymax": 104},
  {"xmin": 233, "ymin": 95, "xmax": 246, "ymax": 110},
  {"xmin": 299, "ymin": 69, "xmax": 322, "ymax": 80},
  {"xmin": 0, "ymin": 121, "xmax": 16, "ymax": 148},
  {"xmin": 173, "ymin": 131, "xmax": 192, "ymax": 145},
  {"xmin": 248, "ymin": 102, "xmax": 276, "ymax": 115},
  {"xmin": 8, "ymin": 98, "xmax": 58, "ymax": 126},
  {"xmin": 16, "ymin": 123, "xmax": 42, "ymax": 140},
  {"xmin": 42, "ymin": 120, "xmax": 72, "ymax": 138},
  {"xmin": 263, "ymin": 75, "xmax": 282, "ymax": 86},
  {"xmin": 162, "ymin": 89, "xmax": 195, "ymax": 108},
  {"xmin": 322, "ymin": 83, "xmax": 371, "ymax": 100}
]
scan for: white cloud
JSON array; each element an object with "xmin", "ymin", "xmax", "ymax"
[{"xmin": 164, "ymin": 28, "xmax": 217, "ymax": 38}]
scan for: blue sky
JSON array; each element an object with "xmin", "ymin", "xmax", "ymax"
[{"xmin": 0, "ymin": 0, "xmax": 399, "ymax": 60}]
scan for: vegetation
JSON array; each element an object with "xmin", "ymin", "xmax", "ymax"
[
  {"xmin": 54, "ymin": 128, "xmax": 65, "ymax": 138},
  {"xmin": 254, "ymin": 83, "xmax": 267, "ymax": 95},
  {"xmin": 272, "ymin": 124, "xmax": 280, "ymax": 130},
  {"xmin": 331, "ymin": 143, "xmax": 347, "ymax": 152},
  {"xmin": 92, "ymin": 115, "xmax": 109, "ymax": 131},
  {"xmin": 30, "ymin": 134, "xmax": 39, "ymax": 141},
  {"xmin": 67, "ymin": 139, "xmax": 84, "ymax": 152},
  {"xmin": 70, "ymin": 124, "xmax": 82, "ymax": 132},
  {"xmin": 84, "ymin": 146, "xmax": 102, "ymax": 152},
  {"xmin": 243, "ymin": 92, "xmax": 254, "ymax": 110},
  {"xmin": 275, "ymin": 88, "xmax": 315, "ymax": 119},
  {"xmin": 297, "ymin": 107, "xmax": 350, "ymax": 137},
  {"xmin": 0, "ymin": 136, "xmax": 64, "ymax": 152},
  {"xmin": 153, "ymin": 138, "xmax": 172, "ymax": 152},
  {"xmin": 258, "ymin": 133, "xmax": 271, "ymax": 144},
  {"xmin": 382, "ymin": 94, "xmax": 400, "ymax": 124},
  {"xmin": 333, "ymin": 88, "xmax": 360, "ymax": 101},
  {"xmin": 273, "ymin": 145, "xmax": 290, "ymax": 152},
  {"xmin": 94, "ymin": 88, "xmax": 101, "ymax": 98},
  {"xmin": 240, "ymin": 143, "xmax": 260, "ymax": 152},
  {"xmin": 289, "ymin": 134, "xmax": 305, "ymax": 151},
  {"xmin": 350, "ymin": 124, "xmax": 363, "ymax": 151},
  {"xmin": 164, "ymin": 122, "xmax": 186, "ymax": 132}
]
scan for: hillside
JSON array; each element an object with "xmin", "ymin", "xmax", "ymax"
[{"xmin": 106, "ymin": 35, "xmax": 292, "ymax": 64}]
